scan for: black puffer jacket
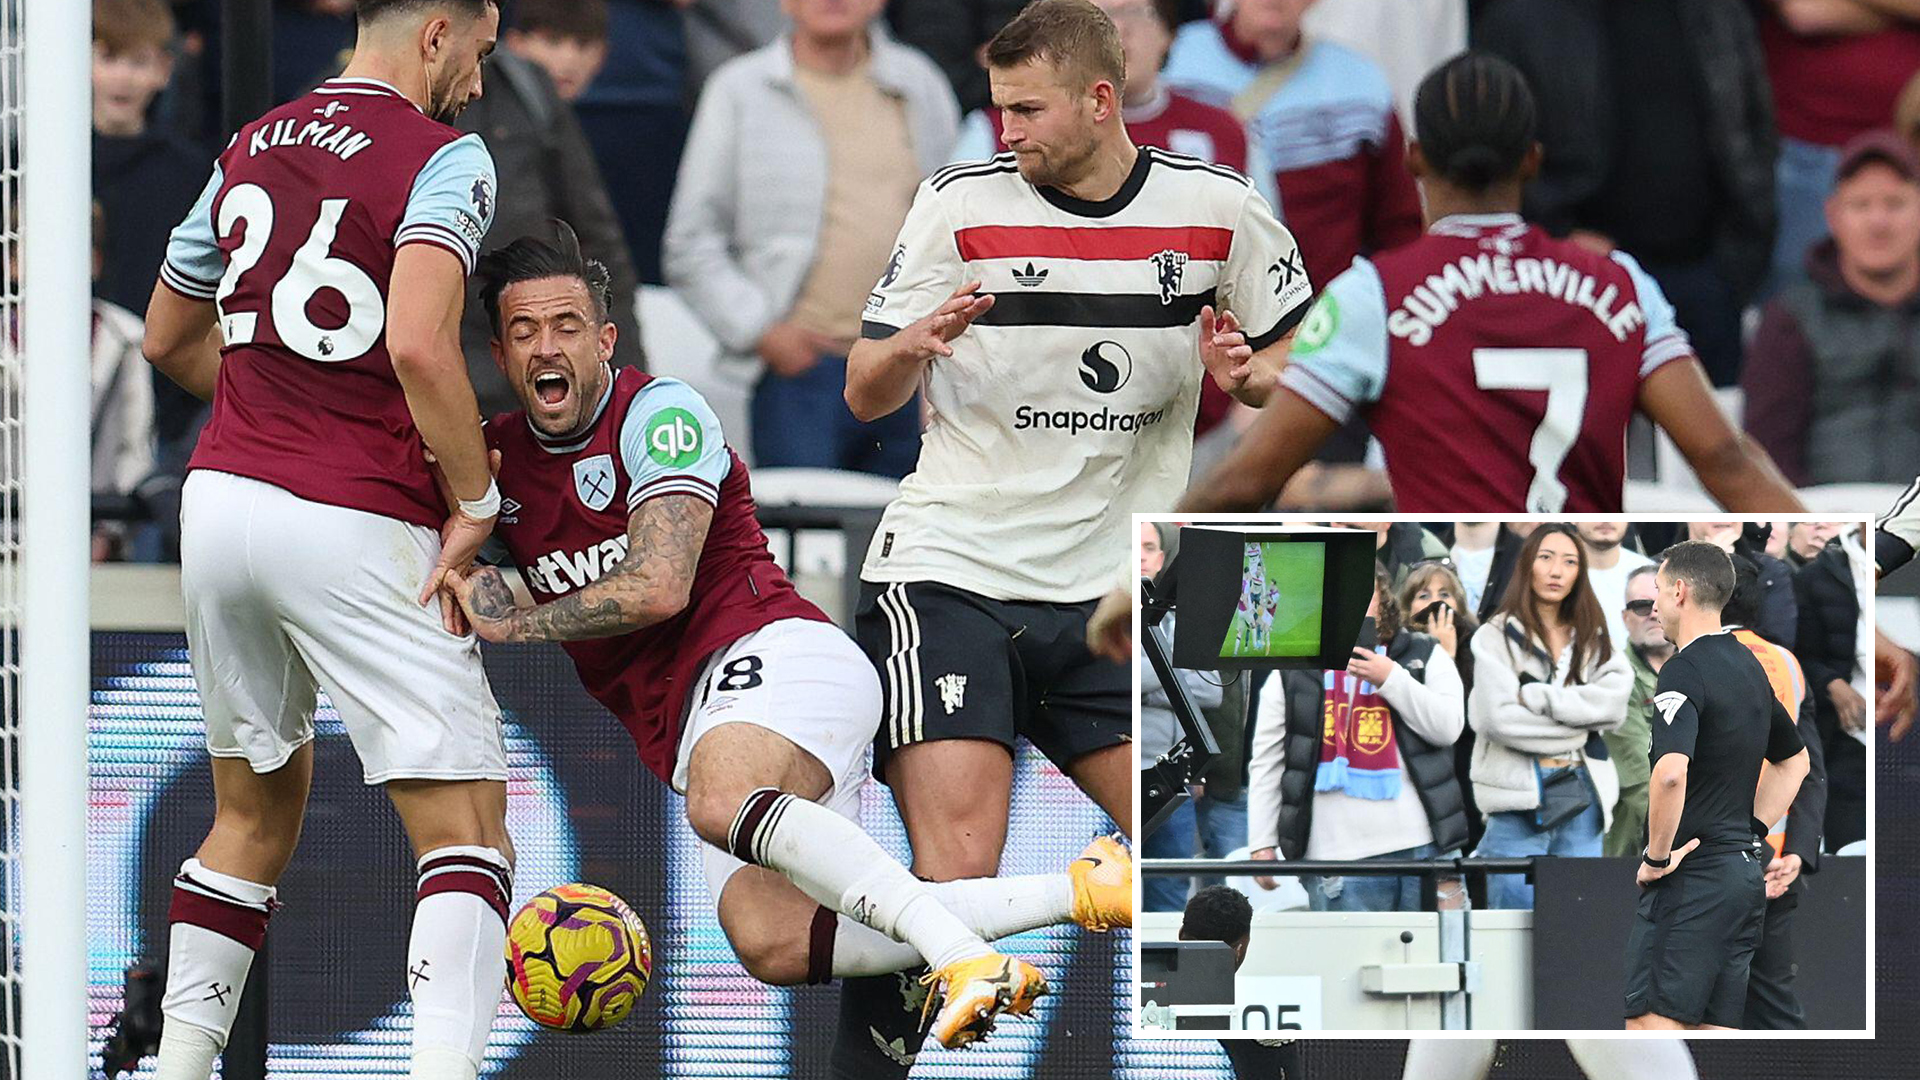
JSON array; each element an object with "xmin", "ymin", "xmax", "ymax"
[
  {"xmin": 1793, "ymin": 540, "xmax": 1860, "ymax": 746},
  {"xmin": 1270, "ymin": 631, "xmax": 1471, "ymax": 860}
]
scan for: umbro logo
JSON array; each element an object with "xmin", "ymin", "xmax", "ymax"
[
  {"xmin": 500, "ymin": 496, "xmax": 521, "ymax": 524},
  {"xmin": 1012, "ymin": 262, "xmax": 1049, "ymax": 287}
]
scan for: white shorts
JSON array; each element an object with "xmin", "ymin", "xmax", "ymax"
[
  {"xmin": 672, "ymin": 617, "xmax": 880, "ymax": 900},
  {"xmin": 180, "ymin": 470, "xmax": 507, "ymax": 784}
]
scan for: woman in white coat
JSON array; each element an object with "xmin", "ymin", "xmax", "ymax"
[{"xmin": 1467, "ymin": 523, "xmax": 1632, "ymax": 909}]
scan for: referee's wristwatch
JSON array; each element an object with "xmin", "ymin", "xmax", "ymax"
[{"xmin": 1641, "ymin": 848, "xmax": 1672, "ymax": 869}]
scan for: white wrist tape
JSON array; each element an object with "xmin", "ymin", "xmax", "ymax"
[{"xmin": 458, "ymin": 479, "xmax": 501, "ymax": 520}]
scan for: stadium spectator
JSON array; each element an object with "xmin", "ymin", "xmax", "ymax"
[
  {"xmin": 682, "ymin": 0, "xmax": 787, "ymax": 89},
  {"xmin": 87, "ymin": 199, "xmax": 156, "ymax": 562},
  {"xmin": 1727, "ymin": 553, "xmax": 1828, "ymax": 1030},
  {"xmin": 1399, "ymin": 561, "xmax": 1475, "ymax": 671},
  {"xmin": 1901, "ymin": 68, "xmax": 1920, "ymax": 152},
  {"xmin": 1400, "ymin": 559, "xmax": 1483, "ymax": 848},
  {"xmin": 1742, "ymin": 131, "xmax": 1920, "ymax": 487},
  {"xmin": 664, "ymin": 0, "xmax": 958, "ymax": 473},
  {"xmin": 1758, "ymin": 0, "xmax": 1920, "ymax": 295},
  {"xmin": 1603, "ymin": 566, "xmax": 1667, "ymax": 859},
  {"xmin": 1785, "ymin": 521, "xmax": 1846, "ymax": 569},
  {"xmin": 1687, "ymin": 521, "xmax": 1798, "ymax": 646},
  {"xmin": 1579, "ymin": 521, "xmax": 1653, "ymax": 653},
  {"xmin": 502, "ymin": 0, "xmax": 609, "ymax": 100},
  {"xmin": 1140, "ymin": 522, "xmax": 1227, "ymax": 912},
  {"xmin": 885, "ymin": 0, "xmax": 1027, "ymax": 114},
  {"xmin": 458, "ymin": 1, "xmax": 645, "ymax": 417},
  {"xmin": 1302, "ymin": 0, "xmax": 1466, "ymax": 128},
  {"xmin": 1475, "ymin": 0, "xmax": 1777, "ymax": 386},
  {"xmin": 573, "ymin": 0, "xmax": 696, "ymax": 284},
  {"xmin": 1445, "ymin": 522, "xmax": 1523, "ymax": 620},
  {"xmin": 1248, "ymin": 564, "xmax": 1469, "ymax": 912},
  {"xmin": 1794, "ymin": 523, "xmax": 1872, "ymax": 851},
  {"xmin": 92, "ymin": 0, "xmax": 207, "ymax": 528},
  {"xmin": 1161, "ymin": 0, "xmax": 1422, "ymax": 295},
  {"xmin": 1335, "ymin": 520, "xmax": 1451, "ymax": 590},
  {"xmin": 1467, "ymin": 524, "xmax": 1630, "ymax": 909}
]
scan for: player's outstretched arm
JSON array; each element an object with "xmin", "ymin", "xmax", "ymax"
[
  {"xmin": 141, "ymin": 280, "xmax": 223, "ymax": 402},
  {"xmin": 844, "ymin": 281, "xmax": 994, "ymax": 421},
  {"xmin": 449, "ymin": 493, "xmax": 715, "ymax": 644},
  {"xmin": 1177, "ymin": 387, "xmax": 1339, "ymax": 512},
  {"xmin": 389, "ymin": 242, "xmax": 500, "ymax": 600},
  {"xmin": 1638, "ymin": 358, "xmax": 1805, "ymax": 512}
]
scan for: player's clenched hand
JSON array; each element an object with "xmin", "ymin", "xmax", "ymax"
[
  {"xmin": 419, "ymin": 448, "xmax": 503, "ymax": 610},
  {"xmin": 444, "ymin": 565, "xmax": 525, "ymax": 644},
  {"xmin": 895, "ymin": 281, "xmax": 994, "ymax": 363},
  {"xmin": 1637, "ymin": 837, "xmax": 1700, "ymax": 887},
  {"xmin": 1876, "ymin": 628, "xmax": 1917, "ymax": 741},
  {"xmin": 1197, "ymin": 305, "xmax": 1256, "ymax": 393}
]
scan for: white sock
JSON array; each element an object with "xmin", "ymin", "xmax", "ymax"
[
  {"xmin": 730, "ymin": 788, "xmax": 991, "ymax": 972},
  {"xmin": 153, "ymin": 1020, "xmax": 226, "ymax": 1080},
  {"xmin": 828, "ymin": 875, "xmax": 1075, "ymax": 976},
  {"xmin": 408, "ymin": 846, "xmax": 511, "ymax": 1079},
  {"xmin": 1401, "ymin": 1038, "xmax": 1496, "ymax": 1080},
  {"xmin": 157, "ymin": 858, "xmax": 276, "ymax": 1079},
  {"xmin": 1567, "ymin": 1039, "xmax": 1698, "ymax": 1080}
]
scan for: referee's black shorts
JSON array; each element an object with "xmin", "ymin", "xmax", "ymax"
[
  {"xmin": 854, "ymin": 580, "xmax": 1130, "ymax": 778},
  {"xmin": 1624, "ymin": 846, "xmax": 1767, "ymax": 1027}
]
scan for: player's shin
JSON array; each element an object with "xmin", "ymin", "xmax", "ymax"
[
  {"xmin": 728, "ymin": 787, "xmax": 990, "ymax": 971},
  {"xmin": 155, "ymin": 859, "xmax": 278, "ymax": 1080},
  {"xmin": 407, "ymin": 845, "xmax": 512, "ymax": 1080}
]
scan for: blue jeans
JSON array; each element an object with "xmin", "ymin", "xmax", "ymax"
[
  {"xmin": 1765, "ymin": 136, "xmax": 1843, "ymax": 300},
  {"xmin": 1473, "ymin": 766, "xmax": 1606, "ymax": 909},
  {"xmin": 1304, "ymin": 841, "xmax": 1456, "ymax": 912},
  {"xmin": 1144, "ymin": 797, "xmax": 1199, "ymax": 912},
  {"xmin": 750, "ymin": 353, "xmax": 920, "ymax": 477},
  {"xmin": 1193, "ymin": 789, "xmax": 1249, "ymax": 890}
]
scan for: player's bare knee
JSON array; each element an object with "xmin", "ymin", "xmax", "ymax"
[
  {"xmin": 726, "ymin": 921, "xmax": 809, "ymax": 986},
  {"xmin": 684, "ymin": 780, "xmax": 754, "ymax": 852}
]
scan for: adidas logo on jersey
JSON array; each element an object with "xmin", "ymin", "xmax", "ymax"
[{"xmin": 1012, "ymin": 262, "xmax": 1049, "ymax": 287}]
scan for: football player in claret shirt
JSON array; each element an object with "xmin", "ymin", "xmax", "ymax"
[
  {"xmin": 141, "ymin": 2, "xmax": 511, "ymax": 1077},
  {"xmin": 1181, "ymin": 52, "xmax": 1803, "ymax": 515},
  {"xmin": 442, "ymin": 225, "xmax": 1132, "ymax": 1051}
]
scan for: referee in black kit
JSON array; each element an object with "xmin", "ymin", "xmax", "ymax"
[{"xmin": 1625, "ymin": 541, "xmax": 1812, "ymax": 1030}]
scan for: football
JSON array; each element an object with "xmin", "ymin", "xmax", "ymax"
[{"xmin": 506, "ymin": 883, "xmax": 653, "ymax": 1032}]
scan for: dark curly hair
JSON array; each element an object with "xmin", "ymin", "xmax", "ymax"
[
  {"xmin": 475, "ymin": 220, "xmax": 612, "ymax": 336},
  {"xmin": 1179, "ymin": 885, "xmax": 1252, "ymax": 947}
]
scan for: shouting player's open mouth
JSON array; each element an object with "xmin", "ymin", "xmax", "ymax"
[{"xmin": 530, "ymin": 367, "xmax": 572, "ymax": 419}]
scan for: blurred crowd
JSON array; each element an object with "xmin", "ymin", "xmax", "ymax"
[
  {"xmin": 72, "ymin": 0, "xmax": 1920, "ymax": 558},
  {"xmin": 1140, "ymin": 519, "xmax": 1871, "ymax": 919}
]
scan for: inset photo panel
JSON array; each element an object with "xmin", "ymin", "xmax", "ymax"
[{"xmin": 1134, "ymin": 517, "xmax": 1881, "ymax": 1073}]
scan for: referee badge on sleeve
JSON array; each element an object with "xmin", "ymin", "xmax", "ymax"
[{"xmin": 1653, "ymin": 690, "xmax": 1689, "ymax": 725}]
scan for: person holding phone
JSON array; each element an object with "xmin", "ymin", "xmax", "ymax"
[{"xmin": 1247, "ymin": 564, "xmax": 1470, "ymax": 911}]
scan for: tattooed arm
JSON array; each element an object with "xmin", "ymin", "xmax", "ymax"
[{"xmin": 449, "ymin": 493, "xmax": 715, "ymax": 643}]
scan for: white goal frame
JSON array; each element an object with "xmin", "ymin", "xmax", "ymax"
[{"xmin": 17, "ymin": 0, "xmax": 91, "ymax": 1074}]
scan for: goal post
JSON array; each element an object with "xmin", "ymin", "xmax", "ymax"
[{"xmin": 15, "ymin": 0, "xmax": 93, "ymax": 1073}]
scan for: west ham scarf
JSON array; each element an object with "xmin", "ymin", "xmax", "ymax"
[{"xmin": 1314, "ymin": 669, "xmax": 1402, "ymax": 800}]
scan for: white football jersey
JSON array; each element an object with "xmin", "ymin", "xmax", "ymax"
[{"xmin": 859, "ymin": 147, "xmax": 1311, "ymax": 602}]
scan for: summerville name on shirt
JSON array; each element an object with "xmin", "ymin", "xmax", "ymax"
[
  {"xmin": 248, "ymin": 117, "xmax": 374, "ymax": 161},
  {"xmin": 1388, "ymin": 253, "xmax": 1648, "ymax": 347}
]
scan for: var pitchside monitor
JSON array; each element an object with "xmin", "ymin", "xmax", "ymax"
[{"xmin": 1172, "ymin": 527, "xmax": 1376, "ymax": 670}]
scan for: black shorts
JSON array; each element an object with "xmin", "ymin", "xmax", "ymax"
[
  {"xmin": 1624, "ymin": 847, "xmax": 1767, "ymax": 1027},
  {"xmin": 854, "ymin": 579, "xmax": 1130, "ymax": 778}
]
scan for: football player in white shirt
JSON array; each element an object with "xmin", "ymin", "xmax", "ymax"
[{"xmin": 835, "ymin": 0, "xmax": 1312, "ymax": 1071}]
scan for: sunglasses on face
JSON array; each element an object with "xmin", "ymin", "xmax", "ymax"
[{"xmin": 1625, "ymin": 599, "xmax": 1655, "ymax": 616}]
